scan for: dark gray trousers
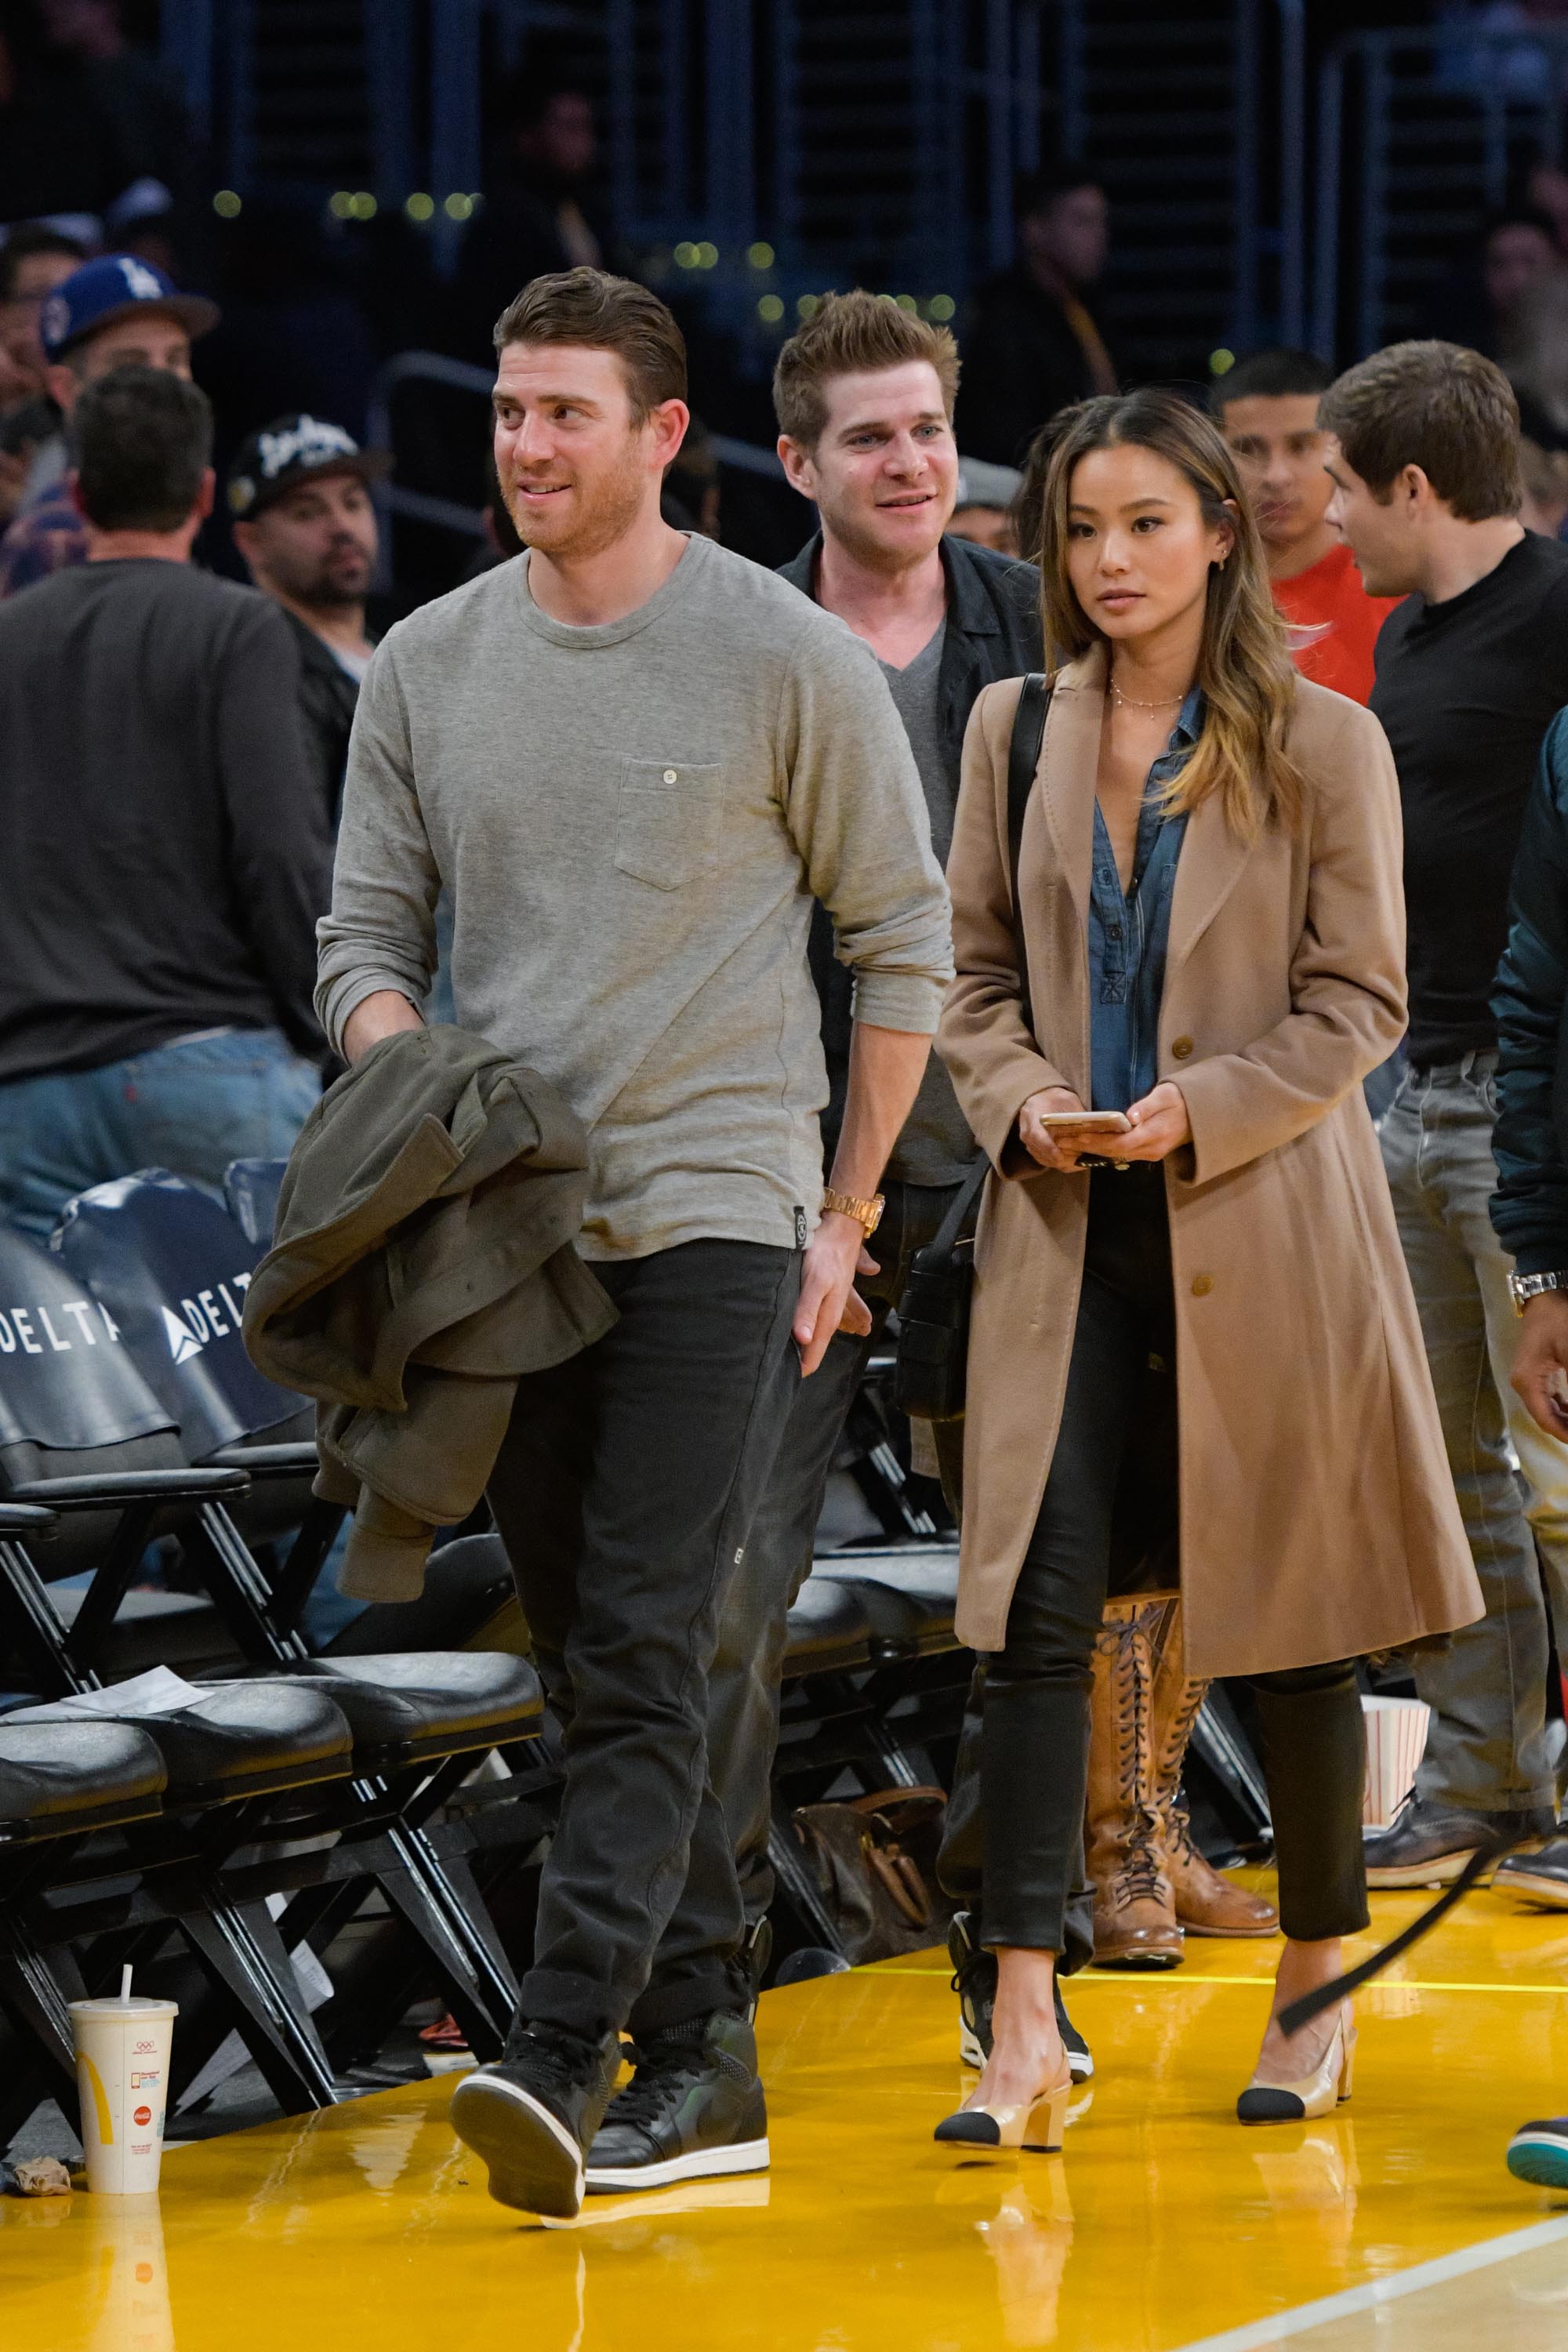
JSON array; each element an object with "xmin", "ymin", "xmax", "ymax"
[{"xmin": 488, "ymin": 1238, "xmax": 800, "ymax": 2042}]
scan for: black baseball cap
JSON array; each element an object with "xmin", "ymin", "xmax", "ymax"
[{"xmin": 225, "ymin": 412, "xmax": 391, "ymax": 520}]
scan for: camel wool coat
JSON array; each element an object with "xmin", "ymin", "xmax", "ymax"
[{"xmin": 937, "ymin": 646, "xmax": 1482, "ymax": 1678}]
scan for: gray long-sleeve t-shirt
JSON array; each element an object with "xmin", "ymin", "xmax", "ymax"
[{"xmin": 316, "ymin": 535, "xmax": 952, "ymax": 1260}]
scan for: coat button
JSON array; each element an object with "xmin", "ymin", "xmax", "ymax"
[
  {"xmin": 1191, "ymin": 1274, "xmax": 1213, "ymax": 1298},
  {"xmin": 1172, "ymin": 1036, "xmax": 1195, "ymax": 1060},
  {"xmin": 663, "ymin": 768, "xmax": 677, "ymax": 783}
]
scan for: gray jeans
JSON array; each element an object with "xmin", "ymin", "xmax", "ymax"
[{"xmin": 1381, "ymin": 1055, "xmax": 1568, "ymax": 1813}]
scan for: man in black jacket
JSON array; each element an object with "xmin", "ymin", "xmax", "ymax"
[
  {"xmin": 957, "ymin": 165, "xmax": 1117, "ymax": 467},
  {"xmin": 0, "ymin": 368, "xmax": 329, "ymax": 1238},
  {"xmin": 1490, "ymin": 710, "xmax": 1568, "ymax": 2191},
  {"xmin": 229, "ymin": 413, "xmax": 389, "ymax": 823},
  {"xmin": 613, "ymin": 293, "xmax": 1090, "ymax": 2129}
]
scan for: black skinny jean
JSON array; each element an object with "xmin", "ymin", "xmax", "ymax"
[{"xmin": 981, "ymin": 1165, "xmax": 1370, "ymax": 1954}]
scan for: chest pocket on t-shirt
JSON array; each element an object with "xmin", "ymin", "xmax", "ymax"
[{"xmin": 614, "ymin": 759, "xmax": 726, "ymax": 891}]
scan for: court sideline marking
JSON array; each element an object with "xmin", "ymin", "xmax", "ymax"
[{"xmin": 1169, "ymin": 2215, "xmax": 1568, "ymax": 2350}]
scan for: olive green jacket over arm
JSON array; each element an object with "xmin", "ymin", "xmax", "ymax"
[{"xmin": 242, "ymin": 1025, "xmax": 616, "ymax": 1602}]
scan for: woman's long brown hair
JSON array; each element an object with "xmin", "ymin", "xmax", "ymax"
[{"xmin": 1035, "ymin": 388, "xmax": 1303, "ymax": 837}]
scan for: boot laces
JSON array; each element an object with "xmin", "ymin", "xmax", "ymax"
[{"xmin": 1119, "ymin": 1808, "xmax": 1167, "ymax": 1905}]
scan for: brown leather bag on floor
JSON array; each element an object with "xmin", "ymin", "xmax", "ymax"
[{"xmin": 788, "ymin": 1787, "xmax": 955, "ymax": 1963}]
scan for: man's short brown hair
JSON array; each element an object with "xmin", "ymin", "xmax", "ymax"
[
  {"xmin": 1317, "ymin": 339, "xmax": 1523, "ymax": 520},
  {"xmin": 772, "ymin": 290, "xmax": 960, "ymax": 450},
  {"xmin": 493, "ymin": 267, "xmax": 687, "ymax": 422}
]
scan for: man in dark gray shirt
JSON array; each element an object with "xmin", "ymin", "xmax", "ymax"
[{"xmin": 0, "ymin": 369, "xmax": 328, "ymax": 1237}]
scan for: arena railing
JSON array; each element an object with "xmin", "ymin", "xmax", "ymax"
[{"xmin": 1316, "ymin": 22, "xmax": 1568, "ymax": 363}]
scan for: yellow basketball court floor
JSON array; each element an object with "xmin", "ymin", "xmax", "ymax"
[{"xmin": 7, "ymin": 1881, "xmax": 1568, "ymax": 2352}]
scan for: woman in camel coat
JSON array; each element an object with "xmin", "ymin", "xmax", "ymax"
[{"xmin": 931, "ymin": 389, "xmax": 1479, "ymax": 2159}]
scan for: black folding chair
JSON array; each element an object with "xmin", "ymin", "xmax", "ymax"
[{"xmin": 53, "ymin": 1170, "xmax": 345, "ymax": 1646}]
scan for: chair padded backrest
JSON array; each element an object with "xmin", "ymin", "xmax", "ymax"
[
  {"xmin": 224, "ymin": 1158, "xmax": 289, "ymax": 1251},
  {"xmin": 53, "ymin": 1171, "xmax": 303, "ymax": 1461},
  {"xmin": 0, "ymin": 1223, "xmax": 176, "ymax": 1467}
]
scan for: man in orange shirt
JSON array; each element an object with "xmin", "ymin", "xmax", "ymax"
[{"xmin": 1214, "ymin": 348, "xmax": 1401, "ymax": 704}]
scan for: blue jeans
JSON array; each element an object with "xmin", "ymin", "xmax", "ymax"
[
  {"xmin": 1381, "ymin": 1054, "xmax": 1568, "ymax": 1813},
  {"xmin": 0, "ymin": 1029, "xmax": 321, "ymax": 1241}
]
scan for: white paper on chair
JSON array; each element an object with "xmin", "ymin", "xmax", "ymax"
[
  {"xmin": 1362, "ymin": 1693, "xmax": 1432, "ymax": 1828},
  {"xmin": 53, "ymin": 1666, "xmax": 208, "ymax": 1718}
]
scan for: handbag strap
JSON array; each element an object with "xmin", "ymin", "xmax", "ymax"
[
  {"xmin": 1006, "ymin": 672, "xmax": 1051, "ymax": 1029},
  {"xmin": 1007, "ymin": 671, "xmax": 1051, "ymax": 891},
  {"xmin": 920, "ymin": 677, "xmax": 1052, "ymax": 1269},
  {"xmin": 927, "ymin": 1149, "xmax": 989, "ymax": 1266}
]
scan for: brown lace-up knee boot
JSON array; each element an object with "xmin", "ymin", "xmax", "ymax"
[
  {"xmin": 1148, "ymin": 1597, "xmax": 1279, "ymax": 1940},
  {"xmin": 1087, "ymin": 1595, "xmax": 1184, "ymax": 1969}
]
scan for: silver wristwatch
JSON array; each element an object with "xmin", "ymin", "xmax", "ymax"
[{"xmin": 1508, "ymin": 1269, "xmax": 1568, "ymax": 1316}]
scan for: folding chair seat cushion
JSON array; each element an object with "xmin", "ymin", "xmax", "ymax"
[
  {"xmin": 324, "ymin": 1533, "xmax": 526, "ymax": 1657},
  {"xmin": 812, "ymin": 1550, "xmax": 961, "ymax": 1657},
  {"xmin": 289, "ymin": 1652, "xmax": 543, "ymax": 1769},
  {"xmin": 0, "ymin": 1718, "xmax": 165, "ymax": 1841},
  {"xmin": 12, "ymin": 1682, "xmax": 353, "ymax": 1807},
  {"xmin": 783, "ymin": 1576, "xmax": 876, "ymax": 1676}
]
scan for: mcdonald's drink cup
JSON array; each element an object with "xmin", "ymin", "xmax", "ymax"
[{"xmin": 70, "ymin": 1997, "xmax": 178, "ymax": 2194}]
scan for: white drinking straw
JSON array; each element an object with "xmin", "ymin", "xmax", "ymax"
[{"xmin": 119, "ymin": 1964, "xmax": 133, "ymax": 2005}]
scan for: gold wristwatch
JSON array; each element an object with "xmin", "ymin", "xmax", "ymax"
[{"xmin": 821, "ymin": 1187, "xmax": 885, "ymax": 1237}]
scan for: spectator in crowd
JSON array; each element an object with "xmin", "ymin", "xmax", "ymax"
[
  {"xmin": 444, "ymin": 55, "xmax": 612, "ymax": 367},
  {"xmin": 1319, "ymin": 342, "xmax": 1568, "ymax": 1885},
  {"xmin": 0, "ymin": 0, "xmax": 139, "ymax": 221},
  {"xmin": 946, "ymin": 456, "xmax": 1022, "ymax": 554},
  {"xmin": 0, "ymin": 367, "xmax": 329, "ymax": 1238},
  {"xmin": 229, "ymin": 412, "xmax": 389, "ymax": 822},
  {"xmin": 321, "ymin": 267, "xmax": 948, "ymax": 2217},
  {"xmin": 1213, "ymin": 348, "xmax": 1402, "ymax": 706},
  {"xmin": 1492, "ymin": 710, "xmax": 1568, "ymax": 1936},
  {"xmin": 0, "ymin": 223, "xmax": 86, "ymax": 523},
  {"xmin": 1520, "ymin": 435, "xmax": 1568, "ymax": 536},
  {"xmin": 1420, "ymin": 205, "xmax": 1561, "ymax": 364},
  {"xmin": 958, "ymin": 164, "xmax": 1116, "ymax": 466},
  {"xmin": 1503, "ymin": 265, "xmax": 1568, "ymax": 448},
  {"xmin": 661, "ymin": 412, "xmax": 720, "ymax": 536},
  {"xmin": 0, "ymin": 251, "xmax": 216, "ymax": 596},
  {"xmin": 38, "ymin": 2, "xmax": 202, "ymax": 220}
]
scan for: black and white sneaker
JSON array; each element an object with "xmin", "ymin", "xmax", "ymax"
[
  {"xmin": 948, "ymin": 1910, "xmax": 1094, "ymax": 2084},
  {"xmin": 585, "ymin": 2010, "xmax": 769, "ymax": 2194},
  {"xmin": 451, "ymin": 2020, "xmax": 621, "ymax": 2219}
]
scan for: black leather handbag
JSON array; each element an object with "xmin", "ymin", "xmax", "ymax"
[{"xmin": 892, "ymin": 672, "xmax": 1051, "ymax": 1424}]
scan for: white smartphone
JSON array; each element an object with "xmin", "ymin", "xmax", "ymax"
[{"xmin": 1037, "ymin": 1110, "xmax": 1132, "ymax": 1134}]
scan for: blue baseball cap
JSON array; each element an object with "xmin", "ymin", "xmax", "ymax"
[{"xmin": 39, "ymin": 254, "xmax": 219, "ymax": 363}]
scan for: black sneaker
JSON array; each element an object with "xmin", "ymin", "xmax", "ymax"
[
  {"xmin": 1495, "ymin": 1833, "xmax": 1568, "ymax": 1909},
  {"xmin": 451, "ymin": 2020, "xmax": 621, "ymax": 2219},
  {"xmin": 1507, "ymin": 2115, "xmax": 1568, "ymax": 2190},
  {"xmin": 1363, "ymin": 1793, "xmax": 1554, "ymax": 1889},
  {"xmin": 584, "ymin": 2010, "xmax": 768, "ymax": 2194},
  {"xmin": 947, "ymin": 1911, "xmax": 1093, "ymax": 2084}
]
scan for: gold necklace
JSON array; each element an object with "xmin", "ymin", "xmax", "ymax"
[{"xmin": 1109, "ymin": 678, "xmax": 1185, "ymax": 712}]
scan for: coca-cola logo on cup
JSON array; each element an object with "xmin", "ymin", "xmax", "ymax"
[{"xmin": 132, "ymin": 2106, "xmax": 152, "ymax": 2127}]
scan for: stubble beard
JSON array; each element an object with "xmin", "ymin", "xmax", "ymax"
[{"xmin": 505, "ymin": 443, "xmax": 648, "ymax": 564}]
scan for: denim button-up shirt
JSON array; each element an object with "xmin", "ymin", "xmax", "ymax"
[{"xmin": 1087, "ymin": 688, "xmax": 1199, "ymax": 1112}]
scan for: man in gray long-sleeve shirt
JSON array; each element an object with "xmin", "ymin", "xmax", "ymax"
[{"xmin": 321, "ymin": 268, "xmax": 950, "ymax": 2219}]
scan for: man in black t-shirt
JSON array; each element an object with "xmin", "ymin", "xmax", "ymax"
[
  {"xmin": 1321, "ymin": 341, "xmax": 1568, "ymax": 1880},
  {"xmin": 0, "ymin": 368, "xmax": 331, "ymax": 1238}
]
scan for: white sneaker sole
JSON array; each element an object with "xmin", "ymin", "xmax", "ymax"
[
  {"xmin": 451, "ymin": 2071, "xmax": 585, "ymax": 2218},
  {"xmin": 585, "ymin": 2136, "xmax": 771, "ymax": 2194}
]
